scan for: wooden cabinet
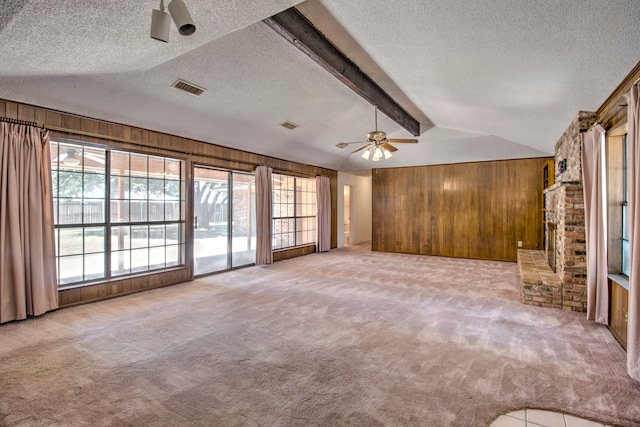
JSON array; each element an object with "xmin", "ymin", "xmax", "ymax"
[{"xmin": 609, "ymin": 277, "xmax": 629, "ymax": 350}]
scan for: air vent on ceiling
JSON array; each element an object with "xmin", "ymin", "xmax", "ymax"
[
  {"xmin": 335, "ymin": 142, "xmax": 349, "ymax": 149},
  {"xmin": 171, "ymin": 79, "xmax": 206, "ymax": 96},
  {"xmin": 280, "ymin": 121, "xmax": 299, "ymax": 130}
]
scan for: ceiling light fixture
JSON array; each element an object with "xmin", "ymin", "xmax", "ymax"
[
  {"xmin": 360, "ymin": 142, "xmax": 392, "ymax": 162},
  {"xmin": 340, "ymin": 107, "xmax": 414, "ymax": 162},
  {"xmin": 62, "ymin": 149, "xmax": 80, "ymax": 166},
  {"xmin": 151, "ymin": 0, "xmax": 196, "ymax": 43}
]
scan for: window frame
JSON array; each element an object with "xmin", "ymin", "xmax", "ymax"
[
  {"xmin": 51, "ymin": 140, "xmax": 186, "ymax": 289},
  {"xmin": 272, "ymin": 173, "xmax": 317, "ymax": 250},
  {"xmin": 621, "ymin": 133, "xmax": 630, "ymax": 277},
  {"xmin": 606, "ymin": 122, "xmax": 630, "ymax": 279}
]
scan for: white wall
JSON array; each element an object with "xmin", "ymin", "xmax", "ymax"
[{"xmin": 337, "ymin": 172, "xmax": 372, "ymax": 247}]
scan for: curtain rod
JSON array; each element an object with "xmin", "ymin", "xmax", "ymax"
[
  {"xmin": 0, "ymin": 116, "xmax": 46, "ymax": 129},
  {"xmin": 45, "ymin": 124, "xmax": 329, "ymax": 178}
]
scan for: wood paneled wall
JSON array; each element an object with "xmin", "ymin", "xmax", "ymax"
[
  {"xmin": 1, "ymin": 98, "xmax": 337, "ymax": 306},
  {"xmin": 372, "ymin": 158, "xmax": 550, "ymax": 262}
]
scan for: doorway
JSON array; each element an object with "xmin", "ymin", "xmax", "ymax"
[
  {"xmin": 193, "ymin": 167, "xmax": 256, "ymax": 276},
  {"xmin": 344, "ymin": 185, "xmax": 351, "ymax": 245}
]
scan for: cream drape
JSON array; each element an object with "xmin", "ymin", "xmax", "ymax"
[
  {"xmin": 0, "ymin": 122, "xmax": 58, "ymax": 323},
  {"xmin": 625, "ymin": 84, "xmax": 640, "ymax": 381},
  {"xmin": 255, "ymin": 165, "xmax": 273, "ymax": 265},
  {"xmin": 316, "ymin": 176, "xmax": 331, "ymax": 253},
  {"xmin": 582, "ymin": 124, "xmax": 608, "ymax": 324}
]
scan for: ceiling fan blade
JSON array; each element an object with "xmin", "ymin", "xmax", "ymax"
[
  {"xmin": 336, "ymin": 140, "xmax": 368, "ymax": 149},
  {"xmin": 83, "ymin": 152, "xmax": 106, "ymax": 164},
  {"xmin": 53, "ymin": 153, "xmax": 68, "ymax": 163},
  {"xmin": 381, "ymin": 142, "xmax": 398, "ymax": 152},
  {"xmin": 352, "ymin": 144, "xmax": 370, "ymax": 153},
  {"xmin": 386, "ymin": 138, "xmax": 418, "ymax": 143}
]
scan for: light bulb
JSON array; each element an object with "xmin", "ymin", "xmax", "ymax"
[
  {"xmin": 361, "ymin": 148, "xmax": 371, "ymax": 160},
  {"xmin": 383, "ymin": 149, "xmax": 392, "ymax": 159}
]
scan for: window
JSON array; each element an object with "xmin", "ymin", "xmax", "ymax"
[
  {"xmin": 606, "ymin": 125, "xmax": 630, "ymax": 278},
  {"xmin": 272, "ymin": 174, "xmax": 316, "ymax": 249},
  {"xmin": 621, "ymin": 133, "xmax": 630, "ymax": 277},
  {"xmin": 51, "ymin": 141, "xmax": 185, "ymax": 288}
]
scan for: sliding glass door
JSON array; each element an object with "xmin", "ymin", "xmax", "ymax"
[
  {"xmin": 193, "ymin": 167, "xmax": 255, "ymax": 276},
  {"xmin": 231, "ymin": 173, "xmax": 256, "ymax": 267}
]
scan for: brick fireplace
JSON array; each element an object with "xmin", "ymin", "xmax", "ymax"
[
  {"xmin": 542, "ymin": 111, "xmax": 597, "ymax": 312},
  {"xmin": 547, "ymin": 223, "xmax": 557, "ymax": 272}
]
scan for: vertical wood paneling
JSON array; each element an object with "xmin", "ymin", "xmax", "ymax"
[
  {"xmin": 18, "ymin": 104, "xmax": 36, "ymax": 122},
  {"xmin": 431, "ymin": 165, "xmax": 444, "ymax": 256},
  {"xmin": 419, "ymin": 166, "xmax": 432, "ymax": 255},
  {"xmin": 609, "ymin": 279, "xmax": 628, "ymax": 349},
  {"xmin": 5, "ymin": 101, "xmax": 17, "ymax": 119},
  {"xmin": 516, "ymin": 159, "xmax": 544, "ymax": 250},
  {"xmin": 372, "ymin": 158, "xmax": 550, "ymax": 262},
  {"xmin": 492, "ymin": 164, "xmax": 510, "ymax": 259}
]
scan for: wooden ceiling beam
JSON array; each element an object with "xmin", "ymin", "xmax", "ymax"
[{"xmin": 264, "ymin": 7, "xmax": 421, "ymax": 136}]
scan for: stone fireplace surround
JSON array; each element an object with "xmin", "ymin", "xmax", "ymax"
[
  {"xmin": 519, "ymin": 111, "xmax": 596, "ymax": 312},
  {"xmin": 543, "ymin": 181, "xmax": 588, "ymax": 311}
]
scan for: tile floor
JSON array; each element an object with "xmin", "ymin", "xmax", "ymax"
[{"xmin": 491, "ymin": 409, "xmax": 614, "ymax": 427}]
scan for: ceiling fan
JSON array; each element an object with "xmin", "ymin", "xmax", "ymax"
[
  {"xmin": 55, "ymin": 148, "xmax": 105, "ymax": 166},
  {"xmin": 336, "ymin": 107, "xmax": 418, "ymax": 161}
]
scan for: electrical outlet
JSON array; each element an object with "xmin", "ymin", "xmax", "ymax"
[{"xmin": 517, "ymin": 241, "xmax": 522, "ymax": 247}]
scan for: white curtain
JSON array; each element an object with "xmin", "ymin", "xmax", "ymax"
[
  {"xmin": 582, "ymin": 124, "xmax": 608, "ymax": 324},
  {"xmin": 316, "ymin": 175, "xmax": 331, "ymax": 253},
  {"xmin": 0, "ymin": 122, "xmax": 58, "ymax": 323},
  {"xmin": 625, "ymin": 83, "xmax": 640, "ymax": 381},
  {"xmin": 255, "ymin": 165, "xmax": 273, "ymax": 265}
]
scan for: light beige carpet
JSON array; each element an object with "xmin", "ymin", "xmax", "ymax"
[{"xmin": 1, "ymin": 243, "xmax": 639, "ymax": 426}]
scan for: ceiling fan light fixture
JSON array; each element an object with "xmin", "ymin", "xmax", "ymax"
[
  {"xmin": 62, "ymin": 149, "xmax": 80, "ymax": 166},
  {"xmin": 343, "ymin": 106, "xmax": 418, "ymax": 161}
]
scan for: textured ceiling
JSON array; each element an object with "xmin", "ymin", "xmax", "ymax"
[{"xmin": 0, "ymin": 0, "xmax": 638, "ymax": 172}]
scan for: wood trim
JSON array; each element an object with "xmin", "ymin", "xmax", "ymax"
[
  {"xmin": 264, "ymin": 7, "xmax": 421, "ymax": 136},
  {"xmin": 58, "ymin": 268, "xmax": 190, "ymax": 308},
  {"xmin": 597, "ymin": 60, "xmax": 640, "ymax": 129},
  {"xmin": 273, "ymin": 244, "xmax": 317, "ymax": 262}
]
